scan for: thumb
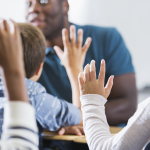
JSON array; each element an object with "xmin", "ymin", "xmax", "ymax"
[
  {"xmin": 78, "ymin": 72, "xmax": 84, "ymax": 95},
  {"xmin": 54, "ymin": 46, "xmax": 63, "ymax": 60},
  {"xmin": 58, "ymin": 127, "xmax": 65, "ymax": 135},
  {"xmin": 105, "ymin": 75, "xmax": 114, "ymax": 98},
  {"xmin": 82, "ymin": 37, "xmax": 92, "ymax": 52}
]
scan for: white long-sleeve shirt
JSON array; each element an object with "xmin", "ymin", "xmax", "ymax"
[
  {"xmin": 0, "ymin": 102, "xmax": 38, "ymax": 150},
  {"xmin": 80, "ymin": 94, "xmax": 150, "ymax": 150}
]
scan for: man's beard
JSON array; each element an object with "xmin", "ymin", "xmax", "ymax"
[{"xmin": 43, "ymin": 15, "xmax": 64, "ymax": 40}]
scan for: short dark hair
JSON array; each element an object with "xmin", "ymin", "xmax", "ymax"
[{"xmin": 17, "ymin": 23, "xmax": 46, "ymax": 78}]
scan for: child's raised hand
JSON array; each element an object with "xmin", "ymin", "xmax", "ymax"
[
  {"xmin": 0, "ymin": 19, "xmax": 24, "ymax": 72},
  {"xmin": 54, "ymin": 25, "xmax": 92, "ymax": 72},
  {"xmin": 78, "ymin": 60, "xmax": 114, "ymax": 99}
]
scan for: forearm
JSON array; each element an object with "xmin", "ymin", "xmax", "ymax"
[
  {"xmin": 81, "ymin": 94, "xmax": 113, "ymax": 150},
  {"xmin": 105, "ymin": 97, "xmax": 137, "ymax": 125},
  {"xmin": 2, "ymin": 67, "xmax": 28, "ymax": 103},
  {"xmin": 81, "ymin": 94, "xmax": 150, "ymax": 150},
  {"xmin": 1, "ymin": 102, "xmax": 38, "ymax": 150},
  {"xmin": 66, "ymin": 68, "xmax": 82, "ymax": 109}
]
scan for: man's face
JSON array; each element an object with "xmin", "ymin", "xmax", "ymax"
[{"xmin": 25, "ymin": 0, "xmax": 65, "ymax": 39}]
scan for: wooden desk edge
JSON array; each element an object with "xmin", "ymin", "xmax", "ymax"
[{"xmin": 43, "ymin": 126, "xmax": 123, "ymax": 143}]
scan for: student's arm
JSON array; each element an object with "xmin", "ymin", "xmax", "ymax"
[
  {"xmin": 81, "ymin": 95, "xmax": 150, "ymax": 150},
  {"xmin": 34, "ymin": 93, "xmax": 82, "ymax": 132},
  {"xmin": 54, "ymin": 25, "xmax": 92, "ymax": 110},
  {"xmin": 0, "ymin": 20, "xmax": 38, "ymax": 150},
  {"xmin": 79, "ymin": 60, "xmax": 150, "ymax": 150}
]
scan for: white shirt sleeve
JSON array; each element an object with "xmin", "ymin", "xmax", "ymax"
[
  {"xmin": 0, "ymin": 102, "xmax": 38, "ymax": 150},
  {"xmin": 80, "ymin": 94, "xmax": 150, "ymax": 150}
]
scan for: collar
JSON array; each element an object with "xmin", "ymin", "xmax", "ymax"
[{"xmin": 46, "ymin": 47, "xmax": 56, "ymax": 55}]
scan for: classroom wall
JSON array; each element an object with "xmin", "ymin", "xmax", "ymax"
[{"xmin": 0, "ymin": 0, "xmax": 150, "ymax": 89}]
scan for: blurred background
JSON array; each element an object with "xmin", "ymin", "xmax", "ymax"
[{"xmin": 0, "ymin": 0, "xmax": 150, "ymax": 102}]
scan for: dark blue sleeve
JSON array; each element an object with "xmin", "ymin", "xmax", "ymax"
[
  {"xmin": 104, "ymin": 28, "xmax": 135, "ymax": 79},
  {"xmin": 34, "ymin": 93, "xmax": 81, "ymax": 131}
]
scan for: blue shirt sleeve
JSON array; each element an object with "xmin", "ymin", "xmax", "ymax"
[
  {"xmin": 104, "ymin": 28, "xmax": 135, "ymax": 79},
  {"xmin": 33, "ymin": 93, "xmax": 81, "ymax": 131}
]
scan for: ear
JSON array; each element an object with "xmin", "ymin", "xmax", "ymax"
[
  {"xmin": 35, "ymin": 62, "xmax": 44, "ymax": 76},
  {"xmin": 62, "ymin": 1, "xmax": 69, "ymax": 16}
]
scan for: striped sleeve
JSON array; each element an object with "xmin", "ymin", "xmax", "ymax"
[{"xmin": 0, "ymin": 102, "xmax": 38, "ymax": 150}]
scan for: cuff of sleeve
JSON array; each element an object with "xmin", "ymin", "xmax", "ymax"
[
  {"xmin": 3, "ymin": 101, "xmax": 37, "ymax": 132},
  {"xmin": 80, "ymin": 94, "xmax": 107, "ymax": 106}
]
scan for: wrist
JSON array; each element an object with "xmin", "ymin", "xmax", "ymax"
[
  {"xmin": 3, "ymin": 67, "xmax": 25, "ymax": 78},
  {"xmin": 66, "ymin": 67, "xmax": 83, "ymax": 76},
  {"xmin": 66, "ymin": 68, "xmax": 82, "ymax": 81},
  {"xmin": 2, "ymin": 61, "xmax": 25, "ymax": 77}
]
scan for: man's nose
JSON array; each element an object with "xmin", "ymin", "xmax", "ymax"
[{"xmin": 28, "ymin": 1, "xmax": 42, "ymax": 13}]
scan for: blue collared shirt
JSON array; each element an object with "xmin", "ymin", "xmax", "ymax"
[{"xmin": 0, "ymin": 77, "xmax": 81, "ymax": 137}]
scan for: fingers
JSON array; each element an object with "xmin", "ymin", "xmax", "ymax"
[
  {"xmin": 70, "ymin": 25, "xmax": 76, "ymax": 46},
  {"xmin": 98, "ymin": 59, "xmax": 105, "ymax": 85},
  {"xmin": 84, "ymin": 64, "xmax": 90, "ymax": 82},
  {"xmin": 9, "ymin": 19, "xmax": 16, "ymax": 35},
  {"xmin": 0, "ymin": 20, "xmax": 5, "ymax": 31},
  {"xmin": 90, "ymin": 60, "xmax": 96, "ymax": 81},
  {"xmin": 58, "ymin": 127, "xmax": 65, "ymax": 135},
  {"xmin": 105, "ymin": 75, "xmax": 114, "ymax": 98},
  {"xmin": 3, "ymin": 20, "xmax": 10, "ymax": 33},
  {"xmin": 80, "ymin": 127, "xmax": 85, "ymax": 135},
  {"xmin": 77, "ymin": 29, "xmax": 83, "ymax": 48},
  {"xmin": 74, "ymin": 126, "xmax": 84, "ymax": 135},
  {"xmin": 54, "ymin": 46, "xmax": 63, "ymax": 60},
  {"xmin": 74, "ymin": 128, "xmax": 83, "ymax": 136},
  {"xmin": 9, "ymin": 20, "xmax": 22, "ymax": 45},
  {"xmin": 62, "ymin": 28, "xmax": 70, "ymax": 49},
  {"xmin": 58, "ymin": 126, "xmax": 84, "ymax": 136},
  {"xmin": 82, "ymin": 37, "xmax": 92, "ymax": 52},
  {"xmin": 67, "ymin": 126, "xmax": 83, "ymax": 136},
  {"xmin": 0, "ymin": 19, "xmax": 16, "ymax": 35}
]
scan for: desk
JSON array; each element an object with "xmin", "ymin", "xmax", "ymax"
[{"xmin": 43, "ymin": 126, "xmax": 123, "ymax": 143}]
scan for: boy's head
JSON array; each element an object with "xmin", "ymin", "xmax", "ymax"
[{"xmin": 17, "ymin": 23, "xmax": 46, "ymax": 81}]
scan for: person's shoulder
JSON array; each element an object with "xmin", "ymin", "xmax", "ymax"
[
  {"xmin": 73, "ymin": 23, "xmax": 115, "ymax": 33},
  {"xmin": 25, "ymin": 78, "xmax": 46, "ymax": 95},
  {"xmin": 72, "ymin": 23, "xmax": 120, "ymax": 39}
]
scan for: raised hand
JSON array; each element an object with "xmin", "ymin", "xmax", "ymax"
[
  {"xmin": 53, "ymin": 25, "xmax": 92, "ymax": 110},
  {"xmin": 78, "ymin": 60, "xmax": 114, "ymax": 99},
  {"xmin": 0, "ymin": 20, "xmax": 24, "ymax": 72},
  {"xmin": 54, "ymin": 25, "xmax": 92, "ymax": 72}
]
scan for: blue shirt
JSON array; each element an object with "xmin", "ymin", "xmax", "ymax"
[
  {"xmin": 0, "ymin": 78, "xmax": 81, "ymax": 137},
  {"xmin": 38, "ymin": 24, "xmax": 135, "ymax": 103}
]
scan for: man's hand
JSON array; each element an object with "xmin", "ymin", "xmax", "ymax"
[
  {"xmin": 58, "ymin": 125, "xmax": 84, "ymax": 136},
  {"xmin": 78, "ymin": 60, "xmax": 114, "ymax": 99},
  {"xmin": 0, "ymin": 20, "xmax": 24, "ymax": 72},
  {"xmin": 54, "ymin": 25, "xmax": 92, "ymax": 72}
]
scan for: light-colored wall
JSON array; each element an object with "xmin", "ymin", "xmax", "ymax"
[
  {"xmin": 0, "ymin": 0, "xmax": 150, "ymax": 89},
  {"xmin": 0, "ymin": 0, "xmax": 25, "ymax": 22}
]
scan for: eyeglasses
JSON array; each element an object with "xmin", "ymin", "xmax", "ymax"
[
  {"xmin": 26, "ymin": 0, "xmax": 49, "ymax": 7},
  {"xmin": 39, "ymin": 0, "xmax": 49, "ymax": 4}
]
